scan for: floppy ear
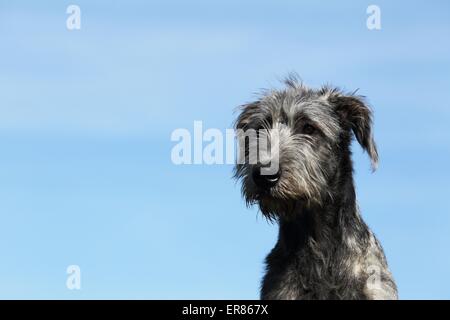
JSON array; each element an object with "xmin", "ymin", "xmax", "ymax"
[{"xmin": 331, "ymin": 94, "xmax": 379, "ymax": 171}]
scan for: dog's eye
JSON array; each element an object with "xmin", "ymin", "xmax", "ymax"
[{"xmin": 302, "ymin": 124, "xmax": 316, "ymax": 135}]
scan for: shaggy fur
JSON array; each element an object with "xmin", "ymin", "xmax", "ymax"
[{"xmin": 234, "ymin": 76, "xmax": 397, "ymax": 300}]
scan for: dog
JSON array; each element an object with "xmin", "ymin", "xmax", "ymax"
[{"xmin": 234, "ymin": 76, "xmax": 397, "ymax": 300}]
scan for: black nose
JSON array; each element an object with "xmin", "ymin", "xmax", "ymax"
[{"xmin": 252, "ymin": 166, "xmax": 281, "ymax": 189}]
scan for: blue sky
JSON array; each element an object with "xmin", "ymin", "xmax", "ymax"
[{"xmin": 0, "ymin": 0, "xmax": 449, "ymax": 299}]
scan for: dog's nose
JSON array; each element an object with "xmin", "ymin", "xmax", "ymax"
[{"xmin": 252, "ymin": 166, "xmax": 281, "ymax": 189}]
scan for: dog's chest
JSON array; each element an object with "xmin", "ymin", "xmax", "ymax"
[{"xmin": 262, "ymin": 249, "xmax": 366, "ymax": 300}]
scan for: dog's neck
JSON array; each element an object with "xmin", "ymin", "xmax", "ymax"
[{"xmin": 276, "ymin": 162, "xmax": 364, "ymax": 253}]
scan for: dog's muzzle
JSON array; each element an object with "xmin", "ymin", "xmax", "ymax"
[{"xmin": 252, "ymin": 165, "xmax": 281, "ymax": 189}]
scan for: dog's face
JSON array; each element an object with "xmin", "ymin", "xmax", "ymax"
[{"xmin": 234, "ymin": 79, "xmax": 378, "ymax": 219}]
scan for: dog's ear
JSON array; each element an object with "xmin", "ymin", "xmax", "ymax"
[{"xmin": 330, "ymin": 94, "xmax": 379, "ymax": 171}]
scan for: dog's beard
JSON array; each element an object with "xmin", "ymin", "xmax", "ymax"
[
  {"xmin": 242, "ymin": 178, "xmax": 311, "ymax": 221},
  {"xmin": 258, "ymin": 196, "xmax": 299, "ymax": 221},
  {"xmin": 237, "ymin": 150, "xmax": 331, "ymax": 220}
]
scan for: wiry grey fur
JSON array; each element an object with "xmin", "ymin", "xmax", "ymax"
[{"xmin": 234, "ymin": 76, "xmax": 397, "ymax": 300}]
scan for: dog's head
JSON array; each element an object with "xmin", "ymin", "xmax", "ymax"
[{"xmin": 234, "ymin": 77, "xmax": 378, "ymax": 219}]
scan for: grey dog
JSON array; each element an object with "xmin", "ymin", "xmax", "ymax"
[{"xmin": 234, "ymin": 76, "xmax": 397, "ymax": 300}]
